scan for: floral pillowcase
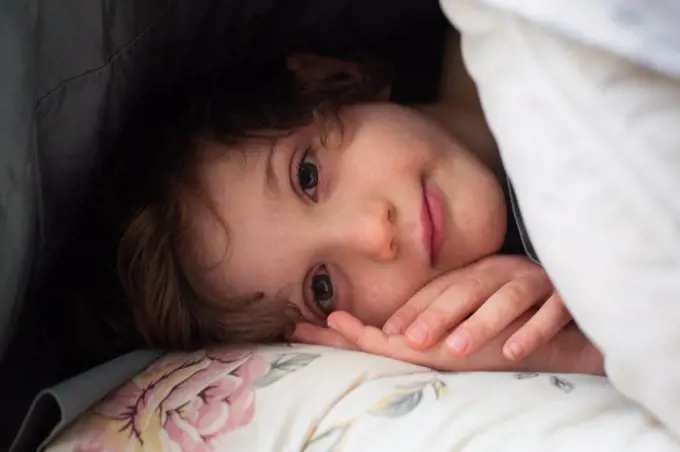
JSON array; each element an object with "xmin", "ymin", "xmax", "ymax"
[
  {"xmin": 47, "ymin": 344, "xmax": 676, "ymax": 452},
  {"xmin": 46, "ymin": 344, "xmax": 427, "ymax": 451}
]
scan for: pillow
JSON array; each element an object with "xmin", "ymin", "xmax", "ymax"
[
  {"xmin": 441, "ymin": 0, "xmax": 680, "ymax": 439},
  {"xmin": 48, "ymin": 345, "xmax": 679, "ymax": 451}
]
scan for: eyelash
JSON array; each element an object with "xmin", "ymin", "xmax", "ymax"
[
  {"xmin": 307, "ymin": 265, "xmax": 335, "ymax": 318},
  {"xmin": 296, "ymin": 147, "xmax": 320, "ymax": 202}
]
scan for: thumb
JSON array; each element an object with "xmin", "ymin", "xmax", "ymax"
[
  {"xmin": 327, "ymin": 311, "xmax": 365, "ymax": 338},
  {"xmin": 291, "ymin": 322, "xmax": 356, "ymax": 350}
]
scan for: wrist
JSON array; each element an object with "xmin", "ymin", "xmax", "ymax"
[{"xmin": 523, "ymin": 325, "xmax": 605, "ymax": 376}]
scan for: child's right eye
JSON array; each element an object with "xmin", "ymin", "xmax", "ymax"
[
  {"xmin": 310, "ymin": 265, "xmax": 335, "ymax": 316},
  {"xmin": 297, "ymin": 147, "xmax": 319, "ymax": 201}
]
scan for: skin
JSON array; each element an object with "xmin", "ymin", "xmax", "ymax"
[{"xmin": 184, "ymin": 103, "xmax": 508, "ymax": 328}]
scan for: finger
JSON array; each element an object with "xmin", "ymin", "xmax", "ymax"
[
  {"xmin": 382, "ymin": 274, "xmax": 454, "ymax": 335},
  {"xmin": 331, "ymin": 311, "xmax": 454, "ymax": 367},
  {"xmin": 384, "ymin": 256, "xmax": 534, "ymax": 336},
  {"xmin": 445, "ymin": 272, "xmax": 552, "ymax": 356},
  {"xmin": 336, "ymin": 312, "xmax": 601, "ymax": 375},
  {"xmin": 403, "ymin": 273, "xmax": 506, "ymax": 350},
  {"xmin": 330, "ymin": 311, "xmax": 447, "ymax": 363},
  {"xmin": 328, "ymin": 311, "xmax": 393, "ymax": 355},
  {"xmin": 334, "ymin": 311, "xmax": 533, "ymax": 372},
  {"xmin": 502, "ymin": 292, "xmax": 572, "ymax": 361},
  {"xmin": 291, "ymin": 322, "xmax": 356, "ymax": 350}
]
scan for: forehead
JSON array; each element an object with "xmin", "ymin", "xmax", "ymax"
[{"xmin": 185, "ymin": 137, "xmax": 305, "ymax": 303}]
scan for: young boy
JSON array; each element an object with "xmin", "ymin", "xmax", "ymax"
[{"xmin": 116, "ymin": 38, "xmax": 603, "ymax": 375}]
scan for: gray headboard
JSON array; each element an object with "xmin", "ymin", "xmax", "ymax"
[{"xmin": 0, "ymin": 0, "xmax": 38, "ymax": 360}]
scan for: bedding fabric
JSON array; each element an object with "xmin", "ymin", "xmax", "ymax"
[
  {"xmin": 441, "ymin": 0, "xmax": 680, "ymax": 440},
  {"xmin": 48, "ymin": 345, "xmax": 680, "ymax": 451}
]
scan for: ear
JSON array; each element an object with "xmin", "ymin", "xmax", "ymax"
[{"xmin": 286, "ymin": 54, "xmax": 391, "ymax": 101}]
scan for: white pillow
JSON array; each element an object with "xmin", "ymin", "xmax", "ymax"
[
  {"xmin": 441, "ymin": 0, "xmax": 680, "ymax": 439},
  {"xmin": 48, "ymin": 345, "xmax": 679, "ymax": 451}
]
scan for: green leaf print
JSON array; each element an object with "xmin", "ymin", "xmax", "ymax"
[
  {"xmin": 431, "ymin": 379, "xmax": 448, "ymax": 400},
  {"xmin": 368, "ymin": 389, "xmax": 424, "ymax": 417},
  {"xmin": 304, "ymin": 422, "xmax": 353, "ymax": 452},
  {"xmin": 254, "ymin": 353, "xmax": 320, "ymax": 388},
  {"xmin": 396, "ymin": 381, "xmax": 429, "ymax": 391},
  {"xmin": 515, "ymin": 372, "xmax": 539, "ymax": 380},
  {"xmin": 550, "ymin": 376, "xmax": 574, "ymax": 393}
]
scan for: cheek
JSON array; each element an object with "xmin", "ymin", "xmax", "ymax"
[
  {"xmin": 340, "ymin": 122, "xmax": 436, "ymax": 181},
  {"xmin": 465, "ymin": 173, "xmax": 506, "ymax": 245},
  {"xmin": 427, "ymin": 143, "xmax": 505, "ymax": 260},
  {"xmin": 447, "ymin": 169, "xmax": 507, "ymax": 266},
  {"xmin": 343, "ymin": 145, "xmax": 420, "ymax": 182},
  {"xmin": 346, "ymin": 265, "xmax": 429, "ymax": 327}
]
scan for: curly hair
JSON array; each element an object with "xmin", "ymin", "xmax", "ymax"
[{"xmin": 88, "ymin": 54, "xmax": 392, "ymax": 354}]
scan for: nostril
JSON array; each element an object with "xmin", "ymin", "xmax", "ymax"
[
  {"xmin": 390, "ymin": 240, "xmax": 399, "ymax": 257},
  {"xmin": 387, "ymin": 204, "xmax": 396, "ymax": 224}
]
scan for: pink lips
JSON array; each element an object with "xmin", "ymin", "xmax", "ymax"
[{"xmin": 422, "ymin": 182, "xmax": 446, "ymax": 265}]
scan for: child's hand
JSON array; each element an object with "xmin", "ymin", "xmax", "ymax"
[
  {"xmin": 292, "ymin": 312, "xmax": 603, "ymax": 375},
  {"xmin": 382, "ymin": 255, "xmax": 572, "ymax": 361},
  {"xmin": 293, "ymin": 313, "xmax": 525, "ymax": 372}
]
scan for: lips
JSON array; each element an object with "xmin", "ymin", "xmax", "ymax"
[{"xmin": 422, "ymin": 182, "xmax": 446, "ymax": 266}]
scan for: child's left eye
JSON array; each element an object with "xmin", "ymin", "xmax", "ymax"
[{"xmin": 297, "ymin": 147, "xmax": 319, "ymax": 201}]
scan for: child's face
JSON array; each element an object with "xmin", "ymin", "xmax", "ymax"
[{"xmin": 186, "ymin": 103, "xmax": 507, "ymax": 327}]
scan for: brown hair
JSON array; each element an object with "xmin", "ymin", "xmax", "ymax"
[{"xmin": 109, "ymin": 55, "xmax": 391, "ymax": 352}]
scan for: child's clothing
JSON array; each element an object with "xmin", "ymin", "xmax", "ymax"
[{"xmin": 501, "ymin": 179, "xmax": 539, "ymax": 264}]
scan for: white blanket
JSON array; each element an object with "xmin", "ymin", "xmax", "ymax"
[{"xmin": 441, "ymin": 0, "xmax": 680, "ymax": 439}]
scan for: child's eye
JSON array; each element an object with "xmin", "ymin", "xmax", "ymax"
[
  {"xmin": 310, "ymin": 266, "xmax": 335, "ymax": 316},
  {"xmin": 297, "ymin": 147, "xmax": 319, "ymax": 201}
]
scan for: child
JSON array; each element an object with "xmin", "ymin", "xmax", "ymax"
[{"xmin": 116, "ymin": 42, "xmax": 603, "ymax": 375}]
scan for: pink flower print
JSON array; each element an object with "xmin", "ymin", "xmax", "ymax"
[
  {"xmin": 48, "ymin": 349, "xmax": 319, "ymax": 452},
  {"xmin": 161, "ymin": 354, "xmax": 269, "ymax": 451}
]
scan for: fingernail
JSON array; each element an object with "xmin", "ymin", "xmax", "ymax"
[
  {"xmin": 327, "ymin": 317, "xmax": 340, "ymax": 331},
  {"xmin": 382, "ymin": 319, "xmax": 403, "ymax": 336},
  {"xmin": 446, "ymin": 330, "xmax": 469, "ymax": 354},
  {"xmin": 406, "ymin": 322, "xmax": 428, "ymax": 346},
  {"xmin": 504, "ymin": 343, "xmax": 523, "ymax": 360}
]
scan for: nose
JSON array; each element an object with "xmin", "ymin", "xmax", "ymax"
[{"xmin": 332, "ymin": 199, "xmax": 398, "ymax": 262}]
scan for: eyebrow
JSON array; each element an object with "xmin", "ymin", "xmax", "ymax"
[{"xmin": 264, "ymin": 145, "xmax": 279, "ymax": 194}]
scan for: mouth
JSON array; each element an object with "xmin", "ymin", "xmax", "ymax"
[{"xmin": 421, "ymin": 180, "xmax": 446, "ymax": 266}]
